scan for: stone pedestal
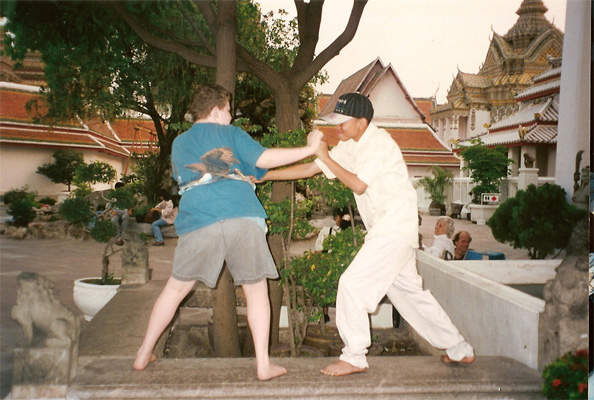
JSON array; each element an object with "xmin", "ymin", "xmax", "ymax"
[
  {"xmin": 517, "ymin": 167, "xmax": 539, "ymax": 190},
  {"xmin": 11, "ymin": 344, "xmax": 78, "ymax": 399},
  {"xmin": 120, "ymin": 230, "xmax": 150, "ymax": 285}
]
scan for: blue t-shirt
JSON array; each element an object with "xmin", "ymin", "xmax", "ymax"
[{"xmin": 171, "ymin": 123, "xmax": 268, "ymax": 235}]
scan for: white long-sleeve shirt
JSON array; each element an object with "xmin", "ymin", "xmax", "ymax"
[{"xmin": 424, "ymin": 234, "xmax": 455, "ymax": 259}]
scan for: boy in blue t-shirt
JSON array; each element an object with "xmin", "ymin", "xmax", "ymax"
[{"xmin": 133, "ymin": 84, "xmax": 322, "ymax": 381}]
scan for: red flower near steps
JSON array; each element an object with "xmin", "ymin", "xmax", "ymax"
[{"xmin": 552, "ymin": 379, "xmax": 562, "ymax": 388}]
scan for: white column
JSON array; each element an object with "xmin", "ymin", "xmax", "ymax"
[{"xmin": 555, "ymin": 0, "xmax": 591, "ymax": 201}]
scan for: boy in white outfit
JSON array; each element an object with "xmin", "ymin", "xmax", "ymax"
[{"xmin": 262, "ymin": 93, "xmax": 475, "ymax": 376}]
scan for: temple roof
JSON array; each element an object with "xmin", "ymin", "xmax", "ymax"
[
  {"xmin": 504, "ymin": 0, "xmax": 552, "ymax": 43},
  {"xmin": 472, "ymin": 123, "xmax": 557, "ymax": 146},
  {"xmin": 0, "ymin": 87, "xmax": 156, "ymax": 156},
  {"xmin": 413, "ymin": 98, "xmax": 436, "ymax": 123},
  {"xmin": 489, "ymin": 96, "xmax": 558, "ymax": 131},
  {"xmin": 318, "ymin": 124, "xmax": 459, "ymax": 166},
  {"xmin": 318, "ymin": 58, "xmax": 426, "ymax": 123}
]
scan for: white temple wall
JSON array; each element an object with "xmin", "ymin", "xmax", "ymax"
[{"xmin": 0, "ymin": 145, "xmax": 127, "ymax": 198}]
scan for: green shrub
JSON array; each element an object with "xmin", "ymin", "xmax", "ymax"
[
  {"xmin": 90, "ymin": 220, "xmax": 117, "ymax": 243},
  {"xmin": 38, "ymin": 197, "xmax": 57, "ymax": 206},
  {"xmin": 60, "ymin": 197, "xmax": 94, "ymax": 228},
  {"xmin": 487, "ymin": 184, "xmax": 588, "ymax": 259},
  {"xmin": 3, "ymin": 186, "xmax": 37, "ymax": 206},
  {"xmin": 36, "ymin": 149, "xmax": 85, "ymax": 192},
  {"xmin": 285, "ymin": 226, "xmax": 365, "ymax": 317},
  {"xmin": 106, "ymin": 187, "xmax": 135, "ymax": 211},
  {"xmin": 7, "ymin": 198, "xmax": 38, "ymax": 227},
  {"xmin": 542, "ymin": 350, "xmax": 588, "ymax": 399}
]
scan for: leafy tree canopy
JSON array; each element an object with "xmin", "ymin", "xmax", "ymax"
[
  {"xmin": 459, "ymin": 139, "xmax": 514, "ymax": 203},
  {"xmin": 36, "ymin": 149, "xmax": 85, "ymax": 191}
]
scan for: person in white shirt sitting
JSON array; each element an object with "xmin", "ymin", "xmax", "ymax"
[{"xmin": 423, "ymin": 216, "xmax": 455, "ymax": 259}]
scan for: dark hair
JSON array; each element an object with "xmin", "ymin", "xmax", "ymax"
[
  {"xmin": 188, "ymin": 84, "xmax": 231, "ymax": 121},
  {"xmin": 452, "ymin": 231, "xmax": 472, "ymax": 245},
  {"xmin": 158, "ymin": 189, "xmax": 172, "ymax": 201}
]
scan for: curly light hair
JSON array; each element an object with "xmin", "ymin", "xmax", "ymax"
[
  {"xmin": 187, "ymin": 84, "xmax": 231, "ymax": 122},
  {"xmin": 437, "ymin": 216, "xmax": 455, "ymax": 238}
]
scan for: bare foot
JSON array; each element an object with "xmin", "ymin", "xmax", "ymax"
[
  {"xmin": 320, "ymin": 360, "xmax": 367, "ymax": 376},
  {"xmin": 440, "ymin": 355, "xmax": 476, "ymax": 364},
  {"xmin": 257, "ymin": 362, "xmax": 287, "ymax": 381},
  {"xmin": 133, "ymin": 352, "xmax": 156, "ymax": 370}
]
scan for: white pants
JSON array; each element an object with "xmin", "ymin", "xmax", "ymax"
[{"xmin": 336, "ymin": 234, "xmax": 474, "ymax": 369}]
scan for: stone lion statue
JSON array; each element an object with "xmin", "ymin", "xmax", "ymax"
[{"xmin": 11, "ymin": 272, "xmax": 80, "ymax": 347}]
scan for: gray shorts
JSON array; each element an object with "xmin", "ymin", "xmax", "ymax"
[{"xmin": 171, "ymin": 218, "xmax": 278, "ymax": 288}]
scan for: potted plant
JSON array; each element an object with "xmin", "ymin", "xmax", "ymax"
[
  {"xmin": 458, "ymin": 139, "xmax": 513, "ymax": 223},
  {"xmin": 59, "ymin": 165, "xmax": 137, "ymax": 321},
  {"xmin": 415, "ymin": 166, "xmax": 454, "ymax": 216}
]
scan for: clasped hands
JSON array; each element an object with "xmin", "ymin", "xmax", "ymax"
[{"xmin": 307, "ymin": 128, "xmax": 330, "ymax": 161}]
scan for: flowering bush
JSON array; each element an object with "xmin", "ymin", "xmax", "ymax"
[{"xmin": 542, "ymin": 349, "xmax": 588, "ymax": 399}]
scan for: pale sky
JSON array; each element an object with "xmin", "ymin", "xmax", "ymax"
[{"xmin": 257, "ymin": 0, "xmax": 567, "ymax": 103}]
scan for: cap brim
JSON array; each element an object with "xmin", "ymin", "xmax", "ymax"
[{"xmin": 319, "ymin": 112, "xmax": 352, "ymax": 125}]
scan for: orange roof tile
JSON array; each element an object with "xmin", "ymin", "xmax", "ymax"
[
  {"xmin": 0, "ymin": 89, "xmax": 79, "ymax": 127},
  {"xmin": 414, "ymin": 98, "xmax": 435, "ymax": 123},
  {"xmin": 386, "ymin": 128, "xmax": 450, "ymax": 152},
  {"xmin": 110, "ymin": 118, "xmax": 157, "ymax": 142},
  {"xmin": 402, "ymin": 154, "xmax": 460, "ymax": 165},
  {"xmin": 0, "ymin": 125, "xmax": 101, "ymax": 147}
]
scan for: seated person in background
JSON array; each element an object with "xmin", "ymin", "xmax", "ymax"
[
  {"xmin": 111, "ymin": 181, "xmax": 131, "ymax": 246},
  {"xmin": 151, "ymin": 190, "xmax": 178, "ymax": 246},
  {"xmin": 423, "ymin": 216, "xmax": 455, "ymax": 259},
  {"xmin": 314, "ymin": 209, "xmax": 351, "ymax": 253},
  {"xmin": 445, "ymin": 231, "xmax": 473, "ymax": 260}
]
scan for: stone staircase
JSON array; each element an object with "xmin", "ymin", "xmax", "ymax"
[
  {"xmin": 62, "ymin": 282, "xmax": 545, "ymax": 399},
  {"xmin": 68, "ymin": 356, "xmax": 543, "ymax": 399}
]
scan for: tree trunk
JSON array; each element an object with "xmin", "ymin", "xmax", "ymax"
[
  {"xmin": 274, "ymin": 83, "xmax": 302, "ymax": 133},
  {"xmin": 212, "ymin": 265, "xmax": 241, "ymax": 357},
  {"xmin": 267, "ymin": 87, "xmax": 302, "ymax": 344},
  {"xmin": 211, "ymin": 0, "xmax": 241, "ymax": 358}
]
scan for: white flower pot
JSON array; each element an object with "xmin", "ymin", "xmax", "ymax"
[
  {"xmin": 468, "ymin": 204, "xmax": 498, "ymax": 225},
  {"xmin": 73, "ymin": 278, "xmax": 120, "ymax": 321}
]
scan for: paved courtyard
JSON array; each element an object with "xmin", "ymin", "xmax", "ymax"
[{"xmin": 0, "ymin": 213, "xmax": 533, "ymax": 398}]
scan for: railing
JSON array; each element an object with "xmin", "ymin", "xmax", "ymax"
[{"xmin": 451, "ymin": 176, "xmax": 557, "ymax": 205}]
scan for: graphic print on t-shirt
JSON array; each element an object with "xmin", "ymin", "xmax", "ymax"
[{"xmin": 181, "ymin": 147, "xmax": 252, "ymax": 190}]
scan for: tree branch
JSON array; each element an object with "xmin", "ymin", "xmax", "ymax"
[
  {"xmin": 291, "ymin": 0, "xmax": 368, "ymax": 89},
  {"xmin": 174, "ymin": 0, "xmax": 216, "ymax": 55},
  {"xmin": 292, "ymin": 0, "xmax": 323, "ymax": 72},
  {"xmin": 110, "ymin": 2, "xmax": 217, "ymax": 69},
  {"xmin": 193, "ymin": 0, "xmax": 217, "ymax": 33}
]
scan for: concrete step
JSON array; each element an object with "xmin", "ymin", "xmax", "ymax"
[{"xmin": 68, "ymin": 356, "xmax": 543, "ymax": 399}]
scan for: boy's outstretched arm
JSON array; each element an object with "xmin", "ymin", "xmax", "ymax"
[
  {"xmin": 316, "ymin": 141, "xmax": 368, "ymax": 195},
  {"xmin": 260, "ymin": 161, "xmax": 322, "ymax": 182},
  {"xmin": 256, "ymin": 129, "xmax": 323, "ymax": 169}
]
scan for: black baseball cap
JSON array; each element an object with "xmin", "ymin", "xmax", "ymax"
[{"xmin": 320, "ymin": 92, "xmax": 374, "ymax": 124}]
